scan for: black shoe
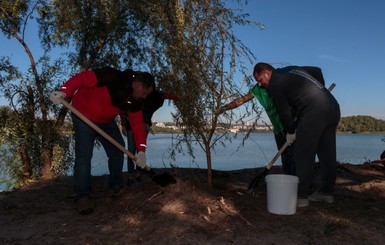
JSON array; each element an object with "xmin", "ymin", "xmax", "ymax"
[
  {"xmin": 127, "ymin": 172, "xmax": 145, "ymax": 186},
  {"xmin": 135, "ymin": 174, "xmax": 143, "ymax": 183},
  {"xmin": 308, "ymin": 191, "xmax": 334, "ymax": 203},
  {"xmin": 111, "ymin": 186, "xmax": 126, "ymax": 199},
  {"xmin": 126, "ymin": 178, "xmax": 136, "ymax": 186},
  {"xmin": 297, "ymin": 198, "xmax": 309, "ymax": 207},
  {"xmin": 75, "ymin": 197, "xmax": 94, "ymax": 215}
]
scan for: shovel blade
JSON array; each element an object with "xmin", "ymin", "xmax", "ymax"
[
  {"xmin": 152, "ymin": 172, "xmax": 177, "ymax": 187},
  {"xmin": 246, "ymin": 168, "xmax": 269, "ymax": 194}
]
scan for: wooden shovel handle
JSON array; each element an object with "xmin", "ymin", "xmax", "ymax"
[
  {"xmin": 266, "ymin": 141, "xmax": 290, "ymax": 170},
  {"xmin": 328, "ymin": 83, "xmax": 336, "ymax": 91},
  {"xmin": 59, "ymin": 98, "xmax": 137, "ymax": 161}
]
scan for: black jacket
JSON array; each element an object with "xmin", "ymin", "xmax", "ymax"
[
  {"xmin": 94, "ymin": 67, "xmax": 143, "ymax": 112},
  {"xmin": 267, "ymin": 69, "xmax": 338, "ymax": 133},
  {"xmin": 124, "ymin": 90, "xmax": 165, "ymax": 130}
]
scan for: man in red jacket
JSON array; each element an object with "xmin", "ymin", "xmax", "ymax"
[{"xmin": 50, "ymin": 67, "xmax": 155, "ymax": 215}]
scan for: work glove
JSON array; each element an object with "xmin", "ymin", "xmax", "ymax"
[
  {"xmin": 286, "ymin": 132, "xmax": 296, "ymax": 145},
  {"xmin": 49, "ymin": 91, "xmax": 66, "ymax": 104},
  {"xmin": 134, "ymin": 151, "xmax": 148, "ymax": 169}
]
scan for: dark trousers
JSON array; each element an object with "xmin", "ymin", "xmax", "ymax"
[{"xmin": 295, "ymin": 103, "xmax": 341, "ymax": 197}]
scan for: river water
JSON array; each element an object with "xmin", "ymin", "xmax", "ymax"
[
  {"xmin": 91, "ymin": 133, "xmax": 384, "ymax": 174},
  {"xmin": 1, "ymin": 133, "xmax": 384, "ymax": 191}
]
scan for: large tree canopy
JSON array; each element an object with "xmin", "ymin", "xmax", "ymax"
[{"xmin": 1, "ymin": 0, "xmax": 264, "ymax": 186}]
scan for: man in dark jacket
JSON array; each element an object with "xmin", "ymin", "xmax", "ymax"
[
  {"xmin": 219, "ymin": 65, "xmax": 325, "ymax": 176},
  {"xmin": 120, "ymin": 90, "xmax": 179, "ymax": 184},
  {"xmin": 50, "ymin": 67, "xmax": 155, "ymax": 214},
  {"xmin": 253, "ymin": 62, "xmax": 340, "ymax": 207}
]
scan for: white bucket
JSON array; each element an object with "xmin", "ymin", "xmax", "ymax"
[{"xmin": 265, "ymin": 174, "xmax": 299, "ymax": 215}]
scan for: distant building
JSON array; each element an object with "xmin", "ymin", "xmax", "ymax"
[
  {"xmin": 154, "ymin": 121, "xmax": 272, "ymax": 132},
  {"xmin": 155, "ymin": 122, "xmax": 165, "ymax": 128},
  {"xmin": 254, "ymin": 125, "xmax": 271, "ymax": 131}
]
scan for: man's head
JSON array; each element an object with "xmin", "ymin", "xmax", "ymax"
[
  {"xmin": 131, "ymin": 71, "xmax": 155, "ymax": 100},
  {"xmin": 253, "ymin": 62, "xmax": 274, "ymax": 88}
]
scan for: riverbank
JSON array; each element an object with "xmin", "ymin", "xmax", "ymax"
[{"xmin": 1, "ymin": 161, "xmax": 385, "ymax": 244}]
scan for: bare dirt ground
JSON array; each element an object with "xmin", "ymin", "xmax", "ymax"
[{"xmin": 1, "ymin": 161, "xmax": 385, "ymax": 245}]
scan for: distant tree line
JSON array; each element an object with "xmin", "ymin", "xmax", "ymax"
[
  {"xmin": 151, "ymin": 115, "xmax": 385, "ymax": 134},
  {"xmin": 337, "ymin": 116, "xmax": 385, "ymax": 133}
]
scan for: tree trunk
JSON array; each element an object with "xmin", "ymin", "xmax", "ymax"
[
  {"xmin": 40, "ymin": 149, "xmax": 54, "ymax": 179},
  {"xmin": 18, "ymin": 144, "xmax": 32, "ymax": 178},
  {"xmin": 205, "ymin": 143, "xmax": 212, "ymax": 187}
]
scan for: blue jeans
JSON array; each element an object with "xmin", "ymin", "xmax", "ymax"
[{"xmin": 71, "ymin": 114, "xmax": 124, "ymax": 200}]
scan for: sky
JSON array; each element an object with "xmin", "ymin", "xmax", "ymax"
[
  {"xmin": 1, "ymin": 0, "xmax": 385, "ymax": 123},
  {"xmin": 155, "ymin": 0, "xmax": 385, "ymax": 122}
]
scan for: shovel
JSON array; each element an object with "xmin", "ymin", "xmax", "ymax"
[
  {"xmin": 247, "ymin": 141, "xmax": 289, "ymax": 195},
  {"xmin": 246, "ymin": 83, "xmax": 336, "ymax": 195},
  {"xmin": 59, "ymin": 98, "xmax": 176, "ymax": 187}
]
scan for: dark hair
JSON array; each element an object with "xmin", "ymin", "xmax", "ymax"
[
  {"xmin": 133, "ymin": 71, "xmax": 156, "ymax": 90},
  {"xmin": 253, "ymin": 62, "xmax": 274, "ymax": 75}
]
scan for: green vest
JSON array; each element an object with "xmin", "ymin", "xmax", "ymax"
[{"xmin": 250, "ymin": 85, "xmax": 283, "ymax": 133}]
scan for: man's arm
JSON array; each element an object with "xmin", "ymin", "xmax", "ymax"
[
  {"xmin": 59, "ymin": 70, "xmax": 98, "ymax": 98},
  {"xmin": 128, "ymin": 110, "xmax": 147, "ymax": 152},
  {"xmin": 220, "ymin": 91, "xmax": 254, "ymax": 113}
]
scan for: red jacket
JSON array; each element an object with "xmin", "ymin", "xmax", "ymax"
[{"xmin": 60, "ymin": 69, "xmax": 147, "ymax": 152}]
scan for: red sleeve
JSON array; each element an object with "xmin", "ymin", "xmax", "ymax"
[
  {"xmin": 128, "ymin": 110, "xmax": 147, "ymax": 152},
  {"xmin": 60, "ymin": 70, "xmax": 98, "ymax": 98},
  {"xmin": 162, "ymin": 93, "xmax": 180, "ymax": 101}
]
